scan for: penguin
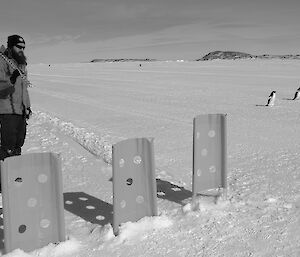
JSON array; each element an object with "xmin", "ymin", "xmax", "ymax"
[
  {"xmin": 292, "ymin": 87, "xmax": 300, "ymax": 100},
  {"xmin": 266, "ymin": 91, "xmax": 276, "ymax": 106}
]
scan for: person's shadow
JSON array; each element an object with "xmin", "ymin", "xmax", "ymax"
[
  {"xmin": 63, "ymin": 192, "xmax": 113, "ymax": 226},
  {"xmin": 109, "ymin": 177, "xmax": 193, "ymax": 205},
  {"xmin": 156, "ymin": 179, "xmax": 192, "ymax": 205}
]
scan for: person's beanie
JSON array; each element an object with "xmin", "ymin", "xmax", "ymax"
[{"xmin": 7, "ymin": 35, "xmax": 25, "ymax": 48}]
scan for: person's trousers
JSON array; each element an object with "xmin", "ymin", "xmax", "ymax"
[
  {"xmin": 0, "ymin": 114, "xmax": 27, "ymax": 192},
  {"xmin": 0, "ymin": 114, "xmax": 27, "ymax": 160}
]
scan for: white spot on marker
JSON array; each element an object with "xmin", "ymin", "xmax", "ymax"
[
  {"xmin": 201, "ymin": 149, "xmax": 208, "ymax": 156},
  {"xmin": 40, "ymin": 219, "xmax": 50, "ymax": 228},
  {"xmin": 38, "ymin": 174, "xmax": 48, "ymax": 183},
  {"xmin": 197, "ymin": 169, "xmax": 202, "ymax": 176},
  {"xmin": 120, "ymin": 200, "xmax": 126, "ymax": 208},
  {"xmin": 133, "ymin": 155, "xmax": 142, "ymax": 165},
  {"xmin": 136, "ymin": 196, "xmax": 144, "ymax": 204},
  {"xmin": 208, "ymin": 130, "xmax": 216, "ymax": 138},
  {"xmin": 209, "ymin": 166, "xmax": 216, "ymax": 173},
  {"xmin": 119, "ymin": 159, "xmax": 125, "ymax": 168},
  {"xmin": 27, "ymin": 198, "xmax": 37, "ymax": 207}
]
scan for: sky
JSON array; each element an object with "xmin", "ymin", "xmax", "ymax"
[{"xmin": 0, "ymin": 0, "xmax": 299, "ymax": 63}]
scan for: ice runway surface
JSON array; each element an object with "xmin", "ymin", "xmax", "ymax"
[{"xmin": 8, "ymin": 59, "xmax": 299, "ymax": 257}]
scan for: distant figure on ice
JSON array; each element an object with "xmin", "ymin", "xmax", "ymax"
[
  {"xmin": 266, "ymin": 91, "xmax": 276, "ymax": 106},
  {"xmin": 292, "ymin": 87, "xmax": 300, "ymax": 100},
  {"xmin": 0, "ymin": 35, "xmax": 32, "ymax": 161}
]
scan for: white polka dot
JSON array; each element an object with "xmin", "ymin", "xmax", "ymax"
[
  {"xmin": 65, "ymin": 200, "xmax": 73, "ymax": 205},
  {"xmin": 86, "ymin": 205, "xmax": 96, "ymax": 210},
  {"xmin": 209, "ymin": 166, "xmax": 216, "ymax": 173},
  {"xmin": 40, "ymin": 219, "xmax": 50, "ymax": 228},
  {"xmin": 79, "ymin": 197, "xmax": 88, "ymax": 201},
  {"xmin": 201, "ymin": 149, "xmax": 208, "ymax": 156},
  {"xmin": 120, "ymin": 200, "xmax": 126, "ymax": 208},
  {"xmin": 133, "ymin": 155, "xmax": 142, "ymax": 165},
  {"xmin": 197, "ymin": 169, "xmax": 202, "ymax": 176},
  {"xmin": 27, "ymin": 198, "xmax": 37, "ymax": 207},
  {"xmin": 208, "ymin": 130, "xmax": 216, "ymax": 138},
  {"xmin": 119, "ymin": 159, "xmax": 125, "ymax": 168},
  {"xmin": 136, "ymin": 196, "xmax": 144, "ymax": 204},
  {"xmin": 38, "ymin": 174, "xmax": 48, "ymax": 183}
]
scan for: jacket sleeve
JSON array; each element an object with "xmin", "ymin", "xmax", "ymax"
[
  {"xmin": 21, "ymin": 65, "xmax": 31, "ymax": 108},
  {"xmin": 0, "ymin": 60, "xmax": 11, "ymax": 84},
  {"xmin": 0, "ymin": 61, "xmax": 14, "ymax": 98}
]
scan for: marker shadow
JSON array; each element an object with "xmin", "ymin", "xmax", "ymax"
[
  {"xmin": 64, "ymin": 192, "xmax": 113, "ymax": 226},
  {"xmin": 156, "ymin": 179, "xmax": 192, "ymax": 205}
]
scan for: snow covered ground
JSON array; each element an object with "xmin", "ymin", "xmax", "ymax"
[{"xmin": 1, "ymin": 59, "xmax": 300, "ymax": 256}]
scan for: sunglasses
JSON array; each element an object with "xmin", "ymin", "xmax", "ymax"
[{"xmin": 15, "ymin": 45, "xmax": 25, "ymax": 50}]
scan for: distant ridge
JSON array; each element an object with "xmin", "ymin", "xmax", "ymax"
[
  {"xmin": 89, "ymin": 52, "xmax": 300, "ymax": 63},
  {"xmin": 197, "ymin": 51, "xmax": 300, "ymax": 61},
  {"xmin": 90, "ymin": 58, "xmax": 156, "ymax": 63}
]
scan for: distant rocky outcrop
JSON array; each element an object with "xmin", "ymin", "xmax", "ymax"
[
  {"xmin": 254, "ymin": 54, "xmax": 300, "ymax": 60},
  {"xmin": 197, "ymin": 51, "xmax": 300, "ymax": 61},
  {"xmin": 90, "ymin": 58, "xmax": 156, "ymax": 63},
  {"xmin": 199, "ymin": 51, "xmax": 252, "ymax": 60}
]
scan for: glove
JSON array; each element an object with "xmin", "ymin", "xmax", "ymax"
[
  {"xmin": 0, "ymin": 86, "xmax": 15, "ymax": 98},
  {"xmin": 25, "ymin": 107, "xmax": 32, "ymax": 119},
  {"xmin": 10, "ymin": 69, "xmax": 21, "ymax": 84}
]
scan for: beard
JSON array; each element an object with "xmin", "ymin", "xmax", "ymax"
[{"xmin": 11, "ymin": 48, "xmax": 27, "ymax": 65}]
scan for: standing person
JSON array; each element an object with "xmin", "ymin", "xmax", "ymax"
[{"xmin": 0, "ymin": 34, "xmax": 31, "ymax": 161}]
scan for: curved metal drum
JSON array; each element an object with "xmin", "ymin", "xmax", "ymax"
[
  {"xmin": 1, "ymin": 152, "xmax": 65, "ymax": 253},
  {"xmin": 193, "ymin": 114, "xmax": 227, "ymax": 196},
  {"xmin": 112, "ymin": 138, "xmax": 157, "ymax": 235}
]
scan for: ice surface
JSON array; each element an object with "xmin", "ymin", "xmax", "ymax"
[{"xmin": 1, "ymin": 60, "xmax": 299, "ymax": 256}]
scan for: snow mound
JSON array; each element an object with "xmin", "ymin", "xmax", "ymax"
[
  {"xmin": 51, "ymin": 239, "xmax": 81, "ymax": 256},
  {"xmin": 115, "ymin": 215, "xmax": 173, "ymax": 244},
  {"xmin": 182, "ymin": 197, "xmax": 230, "ymax": 214},
  {"xmin": 34, "ymin": 111, "xmax": 112, "ymax": 164},
  {"xmin": 3, "ymin": 238, "xmax": 81, "ymax": 257}
]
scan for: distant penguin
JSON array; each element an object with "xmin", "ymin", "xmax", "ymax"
[
  {"xmin": 292, "ymin": 87, "xmax": 300, "ymax": 100},
  {"xmin": 266, "ymin": 91, "xmax": 276, "ymax": 106}
]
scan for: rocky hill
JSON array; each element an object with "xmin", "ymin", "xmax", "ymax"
[
  {"xmin": 90, "ymin": 58, "xmax": 156, "ymax": 63},
  {"xmin": 197, "ymin": 51, "xmax": 300, "ymax": 61},
  {"xmin": 89, "ymin": 51, "xmax": 300, "ymax": 63}
]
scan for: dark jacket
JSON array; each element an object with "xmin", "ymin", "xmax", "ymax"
[{"xmin": 0, "ymin": 50, "xmax": 31, "ymax": 115}]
